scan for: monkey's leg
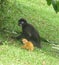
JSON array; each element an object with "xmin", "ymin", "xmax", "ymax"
[{"xmin": 30, "ymin": 40, "xmax": 41, "ymax": 48}]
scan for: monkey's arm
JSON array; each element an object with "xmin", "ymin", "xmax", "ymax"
[
  {"xmin": 16, "ymin": 32, "xmax": 25, "ymax": 39},
  {"xmin": 11, "ymin": 32, "xmax": 24, "ymax": 40}
]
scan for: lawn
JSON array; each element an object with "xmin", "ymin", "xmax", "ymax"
[{"xmin": 0, "ymin": 0, "xmax": 59, "ymax": 65}]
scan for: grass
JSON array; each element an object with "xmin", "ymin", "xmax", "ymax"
[{"xmin": 0, "ymin": 0, "xmax": 59, "ymax": 65}]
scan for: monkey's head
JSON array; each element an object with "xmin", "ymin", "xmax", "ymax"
[
  {"xmin": 22, "ymin": 38, "xmax": 28, "ymax": 44},
  {"xmin": 18, "ymin": 18, "xmax": 27, "ymax": 26}
]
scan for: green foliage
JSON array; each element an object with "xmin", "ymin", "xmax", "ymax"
[
  {"xmin": 46, "ymin": 0, "xmax": 59, "ymax": 13},
  {"xmin": 3, "ymin": 41, "xmax": 8, "ymax": 45},
  {"xmin": 46, "ymin": 0, "xmax": 51, "ymax": 5},
  {"xmin": 0, "ymin": 0, "xmax": 59, "ymax": 64},
  {"xmin": 52, "ymin": 0, "xmax": 58, "ymax": 13},
  {"xmin": 0, "ymin": 0, "xmax": 9, "ymax": 29}
]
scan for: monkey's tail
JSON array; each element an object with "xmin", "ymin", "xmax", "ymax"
[{"xmin": 40, "ymin": 37, "xmax": 58, "ymax": 44}]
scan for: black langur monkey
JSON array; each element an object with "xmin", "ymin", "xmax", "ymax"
[{"xmin": 16, "ymin": 18, "xmax": 49, "ymax": 48}]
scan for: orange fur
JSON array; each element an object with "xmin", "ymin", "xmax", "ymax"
[{"xmin": 22, "ymin": 39, "xmax": 34, "ymax": 51}]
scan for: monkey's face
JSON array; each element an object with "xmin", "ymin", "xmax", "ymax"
[
  {"xmin": 18, "ymin": 18, "xmax": 27, "ymax": 26},
  {"xmin": 22, "ymin": 39, "xmax": 28, "ymax": 44}
]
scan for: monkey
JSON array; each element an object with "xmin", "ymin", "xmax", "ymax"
[
  {"xmin": 16, "ymin": 18, "xmax": 41, "ymax": 48},
  {"xmin": 15, "ymin": 18, "xmax": 51, "ymax": 48},
  {"xmin": 21, "ymin": 38, "xmax": 34, "ymax": 51}
]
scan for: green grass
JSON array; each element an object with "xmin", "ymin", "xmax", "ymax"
[{"xmin": 0, "ymin": 0, "xmax": 59, "ymax": 65}]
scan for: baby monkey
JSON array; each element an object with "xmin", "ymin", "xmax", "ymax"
[{"xmin": 22, "ymin": 38, "xmax": 34, "ymax": 51}]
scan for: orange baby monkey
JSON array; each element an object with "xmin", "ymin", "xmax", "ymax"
[{"xmin": 22, "ymin": 39, "xmax": 34, "ymax": 51}]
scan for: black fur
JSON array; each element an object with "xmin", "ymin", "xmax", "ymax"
[{"xmin": 17, "ymin": 18, "xmax": 41, "ymax": 48}]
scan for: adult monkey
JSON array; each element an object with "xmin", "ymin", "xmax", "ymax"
[{"xmin": 16, "ymin": 18, "xmax": 49, "ymax": 48}]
